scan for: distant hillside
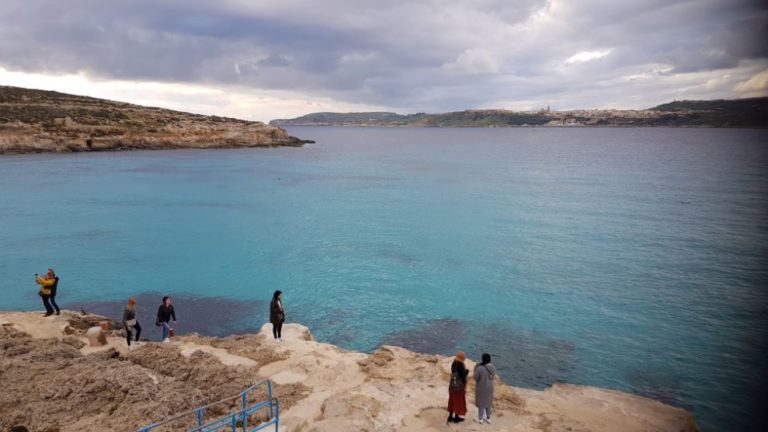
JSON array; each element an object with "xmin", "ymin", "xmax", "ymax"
[
  {"xmin": 0, "ymin": 86, "xmax": 311, "ymax": 155},
  {"xmin": 651, "ymin": 97, "xmax": 767, "ymax": 112},
  {"xmin": 410, "ymin": 110, "xmax": 550, "ymax": 127},
  {"xmin": 283, "ymin": 112, "xmax": 407, "ymax": 125},
  {"xmin": 271, "ymin": 110, "xmax": 550, "ymax": 127},
  {"xmin": 648, "ymin": 97, "xmax": 768, "ymax": 127},
  {"xmin": 271, "ymin": 97, "xmax": 768, "ymax": 128}
]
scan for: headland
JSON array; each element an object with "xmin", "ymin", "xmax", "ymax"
[{"xmin": 0, "ymin": 86, "xmax": 312, "ymax": 155}]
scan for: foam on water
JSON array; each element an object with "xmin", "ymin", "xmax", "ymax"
[{"xmin": 1, "ymin": 127, "xmax": 767, "ymax": 431}]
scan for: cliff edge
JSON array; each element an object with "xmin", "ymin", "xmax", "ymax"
[
  {"xmin": 0, "ymin": 86, "xmax": 311, "ymax": 155},
  {"xmin": 0, "ymin": 311, "xmax": 699, "ymax": 431}
]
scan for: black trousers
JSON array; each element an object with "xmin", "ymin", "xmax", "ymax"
[
  {"xmin": 126, "ymin": 322, "xmax": 142, "ymax": 346},
  {"xmin": 49, "ymin": 294, "xmax": 60, "ymax": 314},
  {"xmin": 40, "ymin": 294, "xmax": 54, "ymax": 315},
  {"xmin": 272, "ymin": 322, "xmax": 283, "ymax": 339}
]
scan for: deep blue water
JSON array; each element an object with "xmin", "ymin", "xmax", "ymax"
[{"xmin": 1, "ymin": 127, "xmax": 766, "ymax": 431}]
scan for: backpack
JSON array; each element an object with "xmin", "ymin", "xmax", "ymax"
[{"xmin": 449, "ymin": 371, "xmax": 464, "ymax": 392}]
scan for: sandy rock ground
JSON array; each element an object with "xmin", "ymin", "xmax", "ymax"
[{"xmin": 0, "ymin": 311, "xmax": 698, "ymax": 432}]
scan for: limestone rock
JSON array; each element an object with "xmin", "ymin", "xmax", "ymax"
[
  {"xmin": 0, "ymin": 311, "xmax": 699, "ymax": 432},
  {"xmin": 0, "ymin": 86, "xmax": 313, "ymax": 155}
]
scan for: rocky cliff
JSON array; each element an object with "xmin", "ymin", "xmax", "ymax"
[
  {"xmin": 0, "ymin": 311, "xmax": 699, "ymax": 432},
  {"xmin": 0, "ymin": 86, "xmax": 312, "ymax": 155}
]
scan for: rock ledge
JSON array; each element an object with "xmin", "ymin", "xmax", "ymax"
[{"xmin": 0, "ymin": 311, "xmax": 699, "ymax": 432}]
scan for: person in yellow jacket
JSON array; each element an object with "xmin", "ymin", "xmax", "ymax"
[{"xmin": 35, "ymin": 271, "xmax": 56, "ymax": 316}]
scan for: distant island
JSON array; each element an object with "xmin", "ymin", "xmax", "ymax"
[
  {"xmin": 270, "ymin": 98, "xmax": 768, "ymax": 128},
  {"xmin": 0, "ymin": 86, "xmax": 312, "ymax": 155}
]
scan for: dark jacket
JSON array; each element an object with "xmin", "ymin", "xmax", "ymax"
[
  {"xmin": 451, "ymin": 360, "xmax": 469, "ymax": 386},
  {"xmin": 157, "ymin": 304, "xmax": 176, "ymax": 323},
  {"xmin": 123, "ymin": 307, "xmax": 136, "ymax": 328},
  {"xmin": 270, "ymin": 299, "xmax": 284, "ymax": 324},
  {"xmin": 50, "ymin": 277, "xmax": 59, "ymax": 296}
]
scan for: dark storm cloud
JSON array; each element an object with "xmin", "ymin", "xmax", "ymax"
[
  {"xmin": 1, "ymin": 0, "xmax": 369, "ymax": 81},
  {"xmin": 1, "ymin": 0, "xmax": 766, "ymax": 111},
  {"xmin": 566, "ymin": 0, "xmax": 768, "ymax": 73}
]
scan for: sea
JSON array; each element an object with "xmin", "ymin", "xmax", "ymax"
[{"xmin": 1, "ymin": 126, "xmax": 766, "ymax": 431}]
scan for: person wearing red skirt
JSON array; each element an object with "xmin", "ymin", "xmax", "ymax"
[{"xmin": 447, "ymin": 351, "xmax": 469, "ymax": 423}]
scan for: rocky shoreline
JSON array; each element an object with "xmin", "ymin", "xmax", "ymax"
[
  {"xmin": 0, "ymin": 310, "xmax": 699, "ymax": 432},
  {"xmin": 0, "ymin": 86, "xmax": 313, "ymax": 155}
]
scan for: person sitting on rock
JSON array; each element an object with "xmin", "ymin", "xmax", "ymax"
[
  {"xmin": 86, "ymin": 322, "xmax": 109, "ymax": 347},
  {"xmin": 447, "ymin": 351, "xmax": 469, "ymax": 423}
]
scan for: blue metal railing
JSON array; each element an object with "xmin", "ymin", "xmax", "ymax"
[{"xmin": 138, "ymin": 380, "xmax": 279, "ymax": 432}]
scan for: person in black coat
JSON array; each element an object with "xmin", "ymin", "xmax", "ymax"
[
  {"xmin": 156, "ymin": 296, "xmax": 176, "ymax": 342},
  {"xmin": 270, "ymin": 290, "xmax": 285, "ymax": 341},
  {"xmin": 46, "ymin": 268, "xmax": 60, "ymax": 315}
]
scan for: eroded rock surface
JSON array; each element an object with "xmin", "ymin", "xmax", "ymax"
[
  {"xmin": 0, "ymin": 311, "xmax": 698, "ymax": 432},
  {"xmin": 0, "ymin": 312, "xmax": 305, "ymax": 431}
]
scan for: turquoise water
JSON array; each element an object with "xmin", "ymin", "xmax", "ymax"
[{"xmin": 1, "ymin": 127, "xmax": 766, "ymax": 431}]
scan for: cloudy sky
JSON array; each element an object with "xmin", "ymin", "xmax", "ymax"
[{"xmin": 1, "ymin": 0, "xmax": 767, "ymax": 122}]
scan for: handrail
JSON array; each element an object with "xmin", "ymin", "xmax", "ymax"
[
  {"xmin": 186, "ymin": 400, "xmax": 273, "ymax": 432},
  {"xmin": 138, "ymin": 380, "xmax": 276, "ymax": 432},
  {"xmin": 250, "ymin": 398, "xmax": 280, "ymax": 432}
]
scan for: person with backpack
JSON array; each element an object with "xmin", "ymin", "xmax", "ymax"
[
  {"xmin": 447, "ymin": 351, "xmax": 469, "ymax": 423},
  {"xmin": 473, "ymin": 353, "xmax": 497, "ymax": 424},
  {"xmin": 156, "ymin": 296, "xmax": 176, "ymax": 343}
]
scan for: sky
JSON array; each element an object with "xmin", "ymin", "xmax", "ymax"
[{"xmin": 1, "ymin": 0, "xmax": 767, "ymax": 122}]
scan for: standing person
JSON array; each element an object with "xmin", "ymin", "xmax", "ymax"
[
  {"xmin": 46, "ymin": 268, "xmax": 61, "ymax": 315},
  {"xmin": 270, "ymin": 290, "xmax": 285, "ymax": 341},
  {"xmin": 156, "ymin": 296, "xmax": 176, "ymax": 343},
  {"xmin": 473, "ymin": 353, "xmax": 497, "ymax": 424},
  {"xmin": 35, "ymin": 272, "xmax": 55, "ymax": 316},
  {"xmin": 447, "ymin": 351, "xmax": 469, "ymax": 423},
  {"xmin": 123, "ymin": 298, "xmax": 141, "ymax": 349}
]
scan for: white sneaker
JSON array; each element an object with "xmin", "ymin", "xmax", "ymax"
[
  {"xmin": 474, "ymin": 417, "xmax": 484, "ymax": 424},
  {"xmin": 484, "ymin": 418, "xmax": 491, "ymax": 424},
  {"xmin": 162, "ymin": 338, "xmax": 170, "ymax": 343},
  {"xmin": 128, "ymin": 345, "xmax": 133, "ymax": 351}
]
